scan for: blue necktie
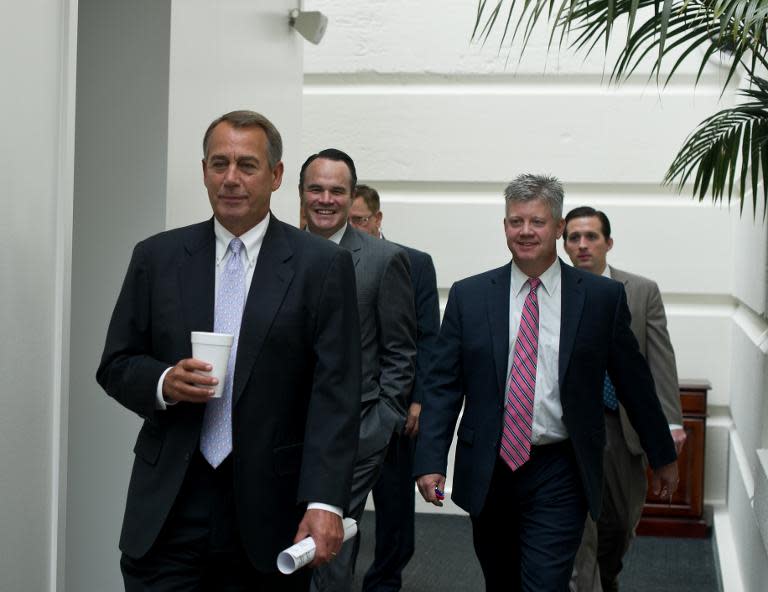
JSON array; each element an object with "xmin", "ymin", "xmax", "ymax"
[
  {"xmin": 200, "ymin": 238, "xmax": 246, "ymax": 467},
  {"xmin": 603, "ymin": 373, "xmax": 619, "ymax": 411}
]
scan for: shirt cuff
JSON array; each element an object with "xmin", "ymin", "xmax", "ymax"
[
  {"xmin": 669, "ymin": 424, "xmax": 683, "ymax": 431},
  {"xmin": 155, "ymin": 367, "xmax": 177, "ymax": 410},
  {"xmin": 307, "ymin": 503, "xmax": 342, "ymax": 517}
]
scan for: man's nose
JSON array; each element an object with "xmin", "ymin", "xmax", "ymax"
[{"xmin": 223, "ymin": 164, "xmax": 239, "ymax": 184}]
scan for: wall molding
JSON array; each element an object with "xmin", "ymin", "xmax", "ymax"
[
  {"xmin": 732, "ymin": 304, "xmax": 768, "ymax": 352},
  {"xmin": 304, "ymin": 72, "xmax": 730, "ymax": 94}
]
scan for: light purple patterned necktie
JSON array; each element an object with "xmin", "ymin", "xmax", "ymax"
[
  {"xmin": 200, "ymin": 238, "xmax": 246, "ymax": 468},
  {"xmin": 500, "ymin": 277, "xmax": 541, "ymax": 471}
]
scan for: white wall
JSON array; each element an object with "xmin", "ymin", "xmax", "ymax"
[
  {"xmin": 303, "ymin": 1, "xmax": 768, "ymax": 589},
  {"xmin": 0, "ymin": 1, "xmax": 76, "ymax": 591},
  {"xmin": 719, "ymin": 203, "xmax": 768, "ymax": 591},
  {"xmin": 164, "ymin": 0, "xmax": 304, "ymax": 229}
]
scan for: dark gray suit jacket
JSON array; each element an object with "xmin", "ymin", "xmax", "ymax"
[
  {"xmin": 340, "ymin": 225, "xmax": 417, "ymax": 460},
  {"xmin": 393, "ymin": 244, "xmax": 440, "ymax": 406},
  {"xmin": 611, "ymin": 267, "xmax": 683, "ymax": 455}
]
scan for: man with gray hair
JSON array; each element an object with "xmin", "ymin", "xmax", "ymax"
[
  {"xmin": 414, "ymin": 174, "xmax": 679, "ymax": 590},
  {"xmin": 98, "ymin": 110, "xmax": 361, "ymax": 590}
]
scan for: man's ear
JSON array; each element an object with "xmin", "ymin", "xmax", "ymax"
[
  {"xmin": 271, "ymin": 161, "xmax": 284, "ymax": 191},
  {"xmin": 555, "ymin": 217, "xmax": 566, "ymax": 239}
]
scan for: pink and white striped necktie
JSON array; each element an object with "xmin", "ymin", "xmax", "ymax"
[{"xmin": 500, "ymin": 276, "xmax": 541, "ymax": 471}]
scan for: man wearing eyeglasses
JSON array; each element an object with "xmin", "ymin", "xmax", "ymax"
[
  {"xmin": 350, "ymin": 185, "xmax": 441, "ymax": 592},
  {"xmin": 348, "ymin": 187, "xmax": 383, "ymax": 237}
]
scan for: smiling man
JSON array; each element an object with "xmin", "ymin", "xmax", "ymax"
[
  {"xmin": 563, "ymin": 206, "xmax": 685, "ymax": 592},
  {"xmin": 414, "ymin": 174, "xmax": 679, "ymax": 591},
  {"xmin": 97, "ymin": 111, "xmax": 361, "ymax": 591},
  {"xmin": 299, "ymin": 149, "xmax": 417, "ymax": 592}
]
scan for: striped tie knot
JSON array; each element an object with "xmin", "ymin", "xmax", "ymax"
[{"xmin": 528, "ymin": 276, "xmax": 541, "ymax": 291}]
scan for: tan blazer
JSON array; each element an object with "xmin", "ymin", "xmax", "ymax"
[{"xmin": 611, "ymin": 266, "xmax": 683, "ymax": 455}]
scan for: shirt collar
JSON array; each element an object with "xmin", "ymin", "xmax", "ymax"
[
  {"xmin": 305, "ymin": 222, "xmax": 348, "ymax": 245},
  {"xmin": 327, "ymin": 222, "xmax": 348, "ymax": 245},
  {"xmin": 510, "ymin": 258, "xmax": 561, "ymax": 297},
  {"xmin": 602, "ymin": 265, "xmax": 612, "ymax": 279},
  {"xmin": 213, "ymin": 213, "xmax": 270, "ymax": 268}
]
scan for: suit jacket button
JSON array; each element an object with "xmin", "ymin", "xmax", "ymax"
[{"xmin": 184, "ymin": 452, "xmax": 191, "ymax": 462}]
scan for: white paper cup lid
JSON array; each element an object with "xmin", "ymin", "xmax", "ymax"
[{"xmin": 191, "ymin": 331, "xmax": 234, "ymax": 346}]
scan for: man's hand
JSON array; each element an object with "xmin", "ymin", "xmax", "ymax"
[
  {"xmin": 162, "ymin": 358, "xmax": 218, "ymax": 403},
  {"xmin": 293, "ymin": 509, "xmax": 343, "ymax": 567},
  {"xmin": 416, "ymin": 473, "xmax": 446, "ymax": 507},
  {"xmin": 651, "ymin": 461, "xmax": 679, "ymax": 500},
  {"xmin": 404, "ymin": 402, "xmax": 421, "ymax": 437},
  {"xmin": 671, "ymin": 428, "xmax": 687, "ymax": 456}
]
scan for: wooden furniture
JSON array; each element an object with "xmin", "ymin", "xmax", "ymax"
[{"xmin": 636, "ymin": 380, "xmax": 710, "ymax": 538}]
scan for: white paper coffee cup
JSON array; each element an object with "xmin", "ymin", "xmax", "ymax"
[{"xmin": 191, "ymin": 331, "xmax": 234, "ymax": 398}]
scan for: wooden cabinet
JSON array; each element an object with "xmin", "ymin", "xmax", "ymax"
[{"xmin": 636, "ymin": 381, "xmax": 709, "ymax": 538}]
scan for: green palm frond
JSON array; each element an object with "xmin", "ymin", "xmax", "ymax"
[
  {"xmin": 473, "ymin": 0, "xmax": 768, "ymax": 215},
  {"xmin": 664, "ymin": 75, "xmax": 768, "ymax": 216},
  {"xmin": 475, "ymin": 1, "xmax": 768, "ymax": 88}
]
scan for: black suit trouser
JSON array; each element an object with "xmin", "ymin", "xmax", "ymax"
[
  {"xmin": 121, "ymin": 450, "xmax": 311, "ymax": 592},
  {"xmin": 471, "ymin": 441, "xmax": 588, "ymax": 592}
]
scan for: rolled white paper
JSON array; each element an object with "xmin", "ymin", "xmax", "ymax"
[{"xmin": 277, "ymin": 517, "xmax": 358, "ymax": 574}]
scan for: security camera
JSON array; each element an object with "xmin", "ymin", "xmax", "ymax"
[{"xmin": 289, "ymin": 9, "xmax": 328, "ymax": 45}]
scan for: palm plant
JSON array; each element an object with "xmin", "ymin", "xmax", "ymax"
[{"xmin": 474, "ymin": 0, "xmax": 768, "ymax": 216}]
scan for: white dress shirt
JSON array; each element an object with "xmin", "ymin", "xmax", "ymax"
[
  {"xmin": 327, "ymin": 222, "xmax": 348, "ymax": 245},
  {"xmin": 507, "ymin": 259, "xmax": 568, "ymax": 444}
]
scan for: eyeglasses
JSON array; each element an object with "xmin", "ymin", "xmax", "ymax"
[{"xmin": 349, "ymin": 215, "xmax": 372, "ymax": 225}]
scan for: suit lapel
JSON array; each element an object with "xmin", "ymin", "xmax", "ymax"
[
  {"xmin": 180, "ymin": 220, "xmax": 216, "ymax": 340},
  {"xmin": 487, "ymin": 264, "xmax": 511, "ymax": 397},
  {"xmin": 232, "ymin": 216, "xmax": 295, "ymax": 405},
  {"xmin": 339, "ymin": 225, "xmax": 362, "ymax": 268},
  {"xmin": 559, "ymin": 260, "xmax": 585, "ymax": 386}
]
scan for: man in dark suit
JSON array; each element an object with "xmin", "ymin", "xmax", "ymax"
[
  {"xmin": 413, "ymin": 174, "xmax": 679, "ymax": 591},
  {"xmin": 349, "ymin": 184, "xmax": 441, "ymax": 592},
  {"xmin": 299, "ymin": 151, "xmax": 417, "ymax": 591},
  {"xmin": 97, "ymin": 111, "xmax": 361, "ymax": 591},
  {"xmin": 564, "ymin": 206, "xmax": 686, "ymax": 592}
]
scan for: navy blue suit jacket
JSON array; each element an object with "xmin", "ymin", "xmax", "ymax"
[
  {"xmin": 413, "ymin": 259, "xmax": 676, "ymax": 520},
  {"xmin": 394, "ymin": 244, "xmax": 440, "ymax": 406}
]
